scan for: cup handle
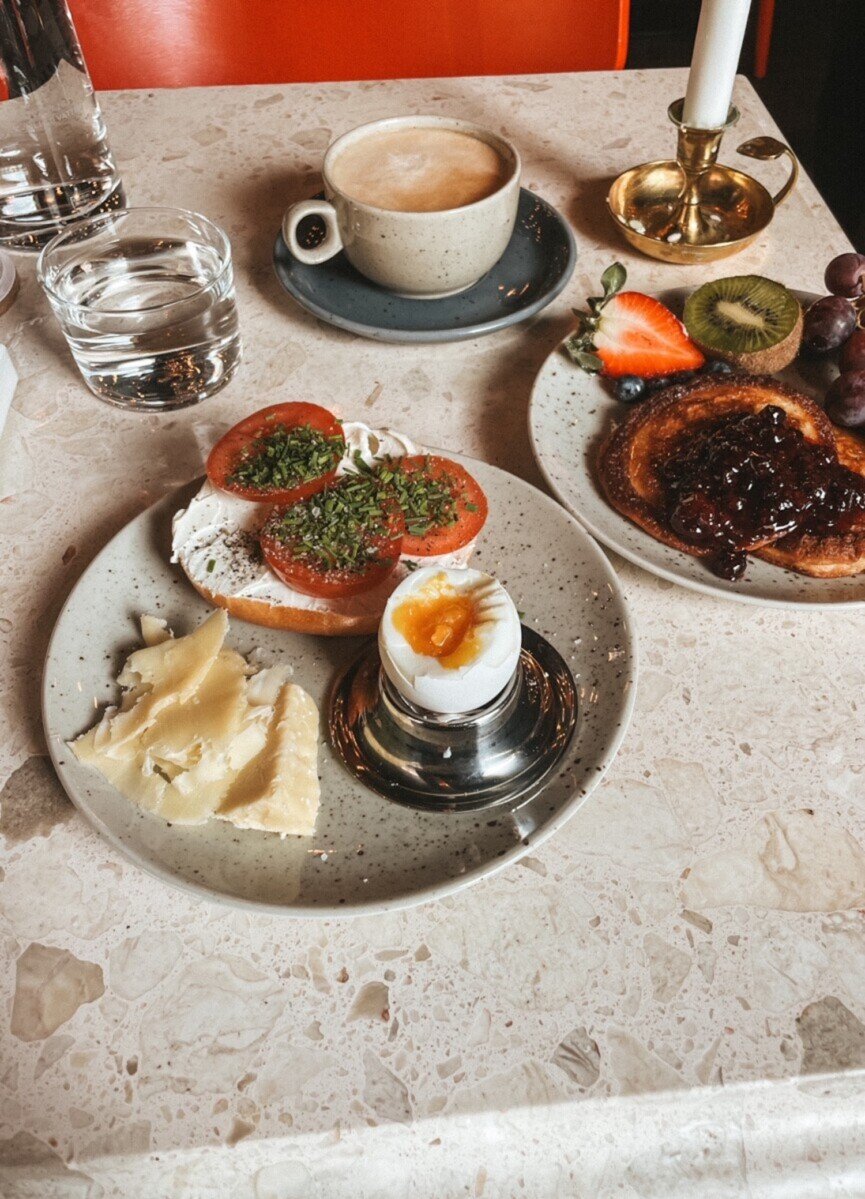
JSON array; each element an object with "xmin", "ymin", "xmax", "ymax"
[{"xmin": 282, "ymin": 199, "xmax": 343, "ymax": 264}]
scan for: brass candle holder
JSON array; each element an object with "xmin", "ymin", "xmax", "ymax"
[{"xmin": 607, "ymin": 98, "xmax": 799, "ymax": 264}]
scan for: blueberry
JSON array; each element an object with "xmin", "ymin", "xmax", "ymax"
[
  {"xmin": 670, "ymin": 370, "xmax": 696, "ymax": 385},
  {"xmin": 646, "ymin": 375, "xmax": 672, "ymax": 393},
  {"xmin": 614, "ymin": 374, "xmax": 646, "ymax": 404},
  {"xmin": 704, "ymin": 359, "xmax": 733, "ymax": 375},
  {"xmin": 711, "ymin": 549, "xmax": 747, "ymax": 581}
]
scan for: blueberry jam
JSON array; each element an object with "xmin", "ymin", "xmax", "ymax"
[{"xmin": 659, "ymin": 405, "xmax": 865, "ymax": 580}]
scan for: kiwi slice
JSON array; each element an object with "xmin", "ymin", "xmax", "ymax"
[{"xmin": 684, "ymin": 275, "xmax": 803, "ymax": 372}]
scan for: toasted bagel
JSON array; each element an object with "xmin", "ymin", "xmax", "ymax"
[
  {"xmin": 598, "ymin": 373, "xmax": 837, "ymax": 558},
  {"xmin": 172, "ymin": 476, "xmax": 477, "ymax": 638},
  {"xmin": 184, "ymin": 578, "xmax": 383, "ymax": 636}
]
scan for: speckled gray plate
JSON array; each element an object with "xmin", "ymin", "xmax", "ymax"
[
  {"xmin": 529, "ymin": 287, "xmax": 864, "ymax": 609},
  {"xmin": 42, "ymin": 456, "xmax": 635, "ymax": 916},
  {"xmin": 272, "ymin": 189, "xmax": 576, "ymax": 343}
]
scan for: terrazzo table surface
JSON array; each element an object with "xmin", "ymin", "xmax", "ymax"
[{"xmin": 1, "ymin": 69, "xmax": 863, "ymax": 1198}]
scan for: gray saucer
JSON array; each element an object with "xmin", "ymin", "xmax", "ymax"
[{"xmin": 272, "ymin": 188, "xmax": 576, "ymax": 343}]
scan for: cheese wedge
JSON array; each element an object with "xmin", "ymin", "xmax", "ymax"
[
  {"xmin": 73, "ymin": 726, "xmax": 169, "ymax": 812},
  {"xmin": 95, "ymin": 609, "xmax": 228, "ymax": 755},
  {"xmin": 216, "ymin": 682, "xmax": 320, "ymax": 837},
  {"xmin": 140, "ymin": 614, "xmax": 171, "ymax": 647},
  {"xmin": 140, "ymin": 646, "xmax": 250, "ymax": 766},
  {"xmin": 70, "ymin": 614, "xmax": 320, "ymax": 837}
]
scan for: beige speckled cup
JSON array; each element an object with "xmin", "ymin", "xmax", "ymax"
[{"xmin": 282, "ymin": 116, "xmax": 521, "ymax": 299}]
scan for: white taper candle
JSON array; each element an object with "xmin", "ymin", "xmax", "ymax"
[{"xmin": 683, "ymin": 0, "xmax": 752, "ymax": 129}]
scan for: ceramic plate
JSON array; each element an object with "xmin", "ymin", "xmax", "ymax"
[
  {"xmin": 42, "ymin": 456, "xmax": 635, "ymax": 916},
  {"xmin": 528, "ymin": 287, "xmax": 863, "ymax": 609},
  {"xmin": 272, "ymin": 188, "xmax": 576, "ymax": 343}
]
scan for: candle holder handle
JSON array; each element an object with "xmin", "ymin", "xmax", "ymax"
[{"xmin": 736, "ymin": 136, "xmax": 800, "ymax": 208}]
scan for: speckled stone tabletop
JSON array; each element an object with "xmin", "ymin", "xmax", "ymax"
[{"xmin": 1, "ymin": 69, "xmax": 863, "ymax": 1198}]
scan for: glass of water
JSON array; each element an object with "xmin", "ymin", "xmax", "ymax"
[{"xmin": 37, "ymin": 207, "xmax": 242, "ymax": 410}]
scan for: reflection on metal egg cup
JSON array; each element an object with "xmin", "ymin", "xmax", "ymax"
[{"xmin": 329, "ymin": 626, "xmax": 578, "ymax": 812}]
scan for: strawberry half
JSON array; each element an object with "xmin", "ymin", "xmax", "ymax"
[{"xmin": 566, "ymin": 263, "xmax": 705, "ymax": 379}]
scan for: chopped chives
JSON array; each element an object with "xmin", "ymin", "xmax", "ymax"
[
  {"xmin": 228, "ymin": 424, "xmax": 345, "ymax": 492},
  {"xmin": 262, "ymin": 454, "xmax": 471, "ymax": 572},
  {"xmin": 264, "ymin": 474, "xmax": 396, "ymax": 573}
]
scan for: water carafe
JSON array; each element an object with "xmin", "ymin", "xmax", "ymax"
[{"xmin": 0, "ymin": 0, "xmax": 124, "ymax": 249}]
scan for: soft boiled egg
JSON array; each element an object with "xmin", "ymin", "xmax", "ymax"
[{"xmin": 378, "ymin": 567, "xmax": 522, "ymax": 715}]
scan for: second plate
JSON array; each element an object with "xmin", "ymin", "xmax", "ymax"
[{"xmin": 529, "ymin": 288, "xmax": 862, "ymax": 609}]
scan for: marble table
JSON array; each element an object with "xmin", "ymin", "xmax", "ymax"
[{"xmin": 1, "ymin": 68, "xmax": 863, "ymax": 1197}]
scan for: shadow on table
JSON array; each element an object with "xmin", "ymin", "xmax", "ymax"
[
  {"xmin": 565, "ymin": 174, "xmax": 623, "ymax": 255},
  {"xmin": 1, "ymin": 257, "xmax": 86, "ymax": 388},
  {"xmin": 226, "ymin": 164, "xmax": 356, "ymax": 342},
  {"xmin": 471, "ymin": 309, "xmax": 575, "ymax": 492}
]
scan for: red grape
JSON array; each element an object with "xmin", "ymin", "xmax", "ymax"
[
  {"xmin": 825, "ymin": 253, "xmax": 865, "ymax": 299},
  {"xmin": 841, "ymin": 328, "xmax": 865, "ymax": 373},
  {"xmin": 825, "ymin": 371, "xmax": 865, "ymax": 428},
  {"xmin": 803, "ymin": 295, "xmax": 857, "ymax": 353}
]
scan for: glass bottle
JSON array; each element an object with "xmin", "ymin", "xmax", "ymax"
[{"xmin": 0, "ymin": 0, "xmax": 124, "ymax": 250}]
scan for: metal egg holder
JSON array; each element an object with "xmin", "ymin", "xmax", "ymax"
[{"xmin": 329, "ymin": 626, "xmax": 578, "ymax": 812}]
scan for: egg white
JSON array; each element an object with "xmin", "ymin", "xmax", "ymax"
[{"xmin": 379, "ymin": 567, "xmax": 522, "ymax": 715}]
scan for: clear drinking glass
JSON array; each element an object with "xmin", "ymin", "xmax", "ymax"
[
  {"xmin": 37, "ymin": 207, "xmax": 242, "ymax": 410},
  {"xmin": 0, "ymin": 0, "xmax": 124, "ymax": 250}
]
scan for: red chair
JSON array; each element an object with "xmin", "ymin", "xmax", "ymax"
[
  {"xmin": 754, "ymin": 0, "xmax": 775, "ymax": 78},
  {"xmin": 68, "ymin": 0, "xmax": 629, "ymax": 89}
]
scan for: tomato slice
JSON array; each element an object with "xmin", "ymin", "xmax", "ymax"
[
  {"xmin": 259, "ymin": 475, "xmax": 405, "ymax": 598},
  {"xmin": 206, "ymin": 402, "xmax": 345, "ymax": 505},
  {"xmin": 385, "ymin": 455, "xmax": 488, "ymax": 557}
]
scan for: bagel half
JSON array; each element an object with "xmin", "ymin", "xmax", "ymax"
[{"xmin": 172, "ymin": 452, "xmax": 477, "ymax": 637}]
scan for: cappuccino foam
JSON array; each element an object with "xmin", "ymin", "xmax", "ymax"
[{"xmin": 330, "ymin": 127, "xmax": 511, "ymax": 213}]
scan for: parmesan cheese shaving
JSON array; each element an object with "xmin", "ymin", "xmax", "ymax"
[
  {"xmin": 96, "ymin": 610, "xmax": 228, "ymax": 755},
  {"xmin": 70, "ymin": 614, "xmax": 320, "ymax": 837},
  {"xmin": 216, "ymin": 682, "xmax": 320, "ymax": 836}
]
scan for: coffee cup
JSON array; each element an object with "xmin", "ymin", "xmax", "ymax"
[{"xmin": 282, "ymin": 115, "xmax": 521, "ymax": 299}]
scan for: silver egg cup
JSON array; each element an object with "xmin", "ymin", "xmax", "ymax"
[{"xmin": 329, "ymin": 626, "xmax": 578, "ymax": 812}]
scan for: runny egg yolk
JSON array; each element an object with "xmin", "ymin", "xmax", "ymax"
[{"xmin": 392, "ymin": 588, "xmax": 483, "ymax": 669}]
